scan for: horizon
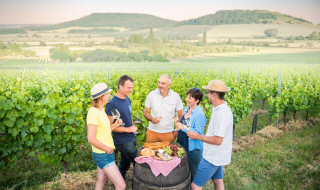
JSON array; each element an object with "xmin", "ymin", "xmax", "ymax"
[{"xmin": 0, "ymin": 0, "xmax": 320, "ymax": 25}]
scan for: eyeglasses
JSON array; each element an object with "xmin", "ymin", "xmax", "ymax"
[
  {"xmin": 192, "ymin": 87, "xmax": 199, "ymax": 92},
  {"xmin": 205, "ymin": 91, "xmax": 214, "ymax": 95}
]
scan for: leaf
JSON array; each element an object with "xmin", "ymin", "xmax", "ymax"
[
  {"xmin": 28, "ymin": 151, "xmax": 35, "ymax": 157},
  {"xmin": 16, "ymin": 118, "xmax": 24, "ymax": 128},
  {"xmin": 65, "ymin": 114, "xmax": 75, "ymax": 124},
  {"xmin": 51, "ymin": 136, "xmax": 59, "ymax": 146},
  {"xmin": 72, "ymin": 134, "xmax": 80, "ymax": 142},
  {"xmin": 4, "ymin": 118, "xmax": 15, "ymax": 128},
  {"xmin": 61, "ymin": 104, "xmax": 71, "ymax": 113},
  {"xmin": 46, "ymin": 109, "xmax": 57, "ymax": 119},
  {"xmin": 47, "ymin": 99, "xmax": 57, "ymax": 108},
  {"xmin": 30, "ymin": 125, "xmax": 39, "ymax": 133},
  {"xmin": 43, "ymin": 124, "xmax": 54, "ymax": 135},
  {"xmin": 70, "ymin": 95, "xmax": 79, "ymax": 103},
  {"xmin": 8, "ymin": 127, "xmax": 20, "ymax": 138},
  {"xmin": 58, "ymin": 147, "xmax": 66, "ymax": 155},
  {"xmin": 44, "ymin": 134, "xmax": 51, "ymax": 142}
]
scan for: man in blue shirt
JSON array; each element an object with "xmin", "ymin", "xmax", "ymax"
[{"xmin": 105, "ymin": 75, "xmax": 138, "ymax": 180}]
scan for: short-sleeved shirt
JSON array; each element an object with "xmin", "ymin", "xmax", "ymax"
[
  {"xmin": 105, "ymin": 96, "xmax": 134, "ymax": 145},
  {"xmin": 145, "ymin": 89, "xmax": 184, "ymax": 133},
  {"xmin": 203, "ymin": 102, "xmax": 233, "ymax": 166},
  {"xmin": 87, "ymin": 107, "xmax": 115, "ymax": 153}
]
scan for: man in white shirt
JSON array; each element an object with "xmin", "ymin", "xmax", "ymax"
[
  {"xmin": 187, "ymin": 80, "xmax": 233, "ymax": 190},
  {"xmin": 143, "ymin": 74, "xmax": 183, "ymax": 143}
]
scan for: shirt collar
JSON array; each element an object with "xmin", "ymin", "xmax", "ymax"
[
  {"xmin": 183, "ymin": 105, "xmax": 200, "ymax": 114},
  {"xmin": 157, "ymin": 89, "xmax": 172, "ymax": 96},
  {"xmin": 212, "ymin": 101, "xmax": 227, "ymax": 111}
]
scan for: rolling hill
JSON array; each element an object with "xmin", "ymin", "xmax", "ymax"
[
  {"xmin": 178, "ymin": 10, "xmax": 312, "ymax": 26},
  {"xmin": 22, "ymin": 10, "xmax": 314, "ymax": 32},
  {"xmin": 24, "ymin": 13, "xmax": 178, "ymax": 31}
]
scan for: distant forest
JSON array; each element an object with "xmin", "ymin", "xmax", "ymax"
[{"xmin": 178, "ymin": 10, "xmax": 311, "ymax": 25}]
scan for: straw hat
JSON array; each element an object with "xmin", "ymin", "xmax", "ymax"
[
  {"xmin": 202, "ymin": 80, "xmax": 231, "ymax": 92},
  {"xmin": 90, "ymin": 83, "xmax": 112, "ymax": 99}
]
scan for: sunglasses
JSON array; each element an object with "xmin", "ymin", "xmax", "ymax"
[
  {"xmin": 192, "ymin": 87, "xmax": 200, "ymax": 92},
  {"xmin": 205, "ymin": 91, "xmax": 214, "ymax": 95}
]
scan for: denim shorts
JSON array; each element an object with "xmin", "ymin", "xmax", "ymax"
[
  {"xmin": 92, "ymin": 152, "xmax": 115, "ymax": 169},
  {"xmin": 193, "ymin": 158, "xmax": 223, "ymax": 187}
]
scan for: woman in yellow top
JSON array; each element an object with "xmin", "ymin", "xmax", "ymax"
[{"xmin": 87, "ymin": 83, "xmax": 126, "ymax": 190}]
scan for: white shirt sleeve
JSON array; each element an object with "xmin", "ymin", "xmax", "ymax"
[
  {"xmin": 175, "ymin": 95, "xmax": 184, "ymax": 111},
  {"xmin": 213, "ymin": 116, "xmax": 229, "ymax": 137},
  {"xmin": 145, "ymin": 93, "xmax": 151, "ymax": 108}
]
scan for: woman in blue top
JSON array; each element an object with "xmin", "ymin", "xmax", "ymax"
[{"xmin": 175, "ymin": 87, "xmax": 207, "ymax": 183}]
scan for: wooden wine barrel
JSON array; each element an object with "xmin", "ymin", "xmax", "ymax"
[{"xmin": 133, "ymin": 146, "xmax": 190, "ymax": 190}]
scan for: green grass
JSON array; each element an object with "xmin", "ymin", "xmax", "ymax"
[
  {"xmin": 204, "ymin": 121, "xmax": 320, "ymax": 190},
  {"xmin": 0, "ymin": 145, "xmax": 97, "ymax": 190}
]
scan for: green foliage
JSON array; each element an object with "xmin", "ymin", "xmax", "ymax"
[
  {"xmin": 307, "ymin": 31, "xmax": 320, "ymax": 40},
  {"xmin": 0, "ymin": 71, "xmax": 86, "ymax": 169},
  {"xmin": 295, "ymin": 35, "xmax": 305, "ymax": 40},
  {"xmin": 32, "ymin": 33, "xmax": 42, "ymax": 38},
  {"xmin": 149, "ymin": 28, "xmax": 154, "ymax": 39},
  {"xmin": 49, "ymin": 44, "xmax": 74, "ymax": 62},
  {"xmin": 68, "ymin": 28, "xmax": 119, "ymax": 33},
  {"xmin": 129, "ymin": 34, "xmax": 144, "ymax": 44},
  {"xmin": 80, "ymin": 49, "xmax": 168, "ymax": 62},
  {"xmin": 0, "ymin": 28, "xmax": 27, "ymax": 35},
  {"xmin": 202, "ymin": 31, "xmax": 207, "ymax": 46},
  {"xmin": 39, "ymin": 41, "xmax": 46, "ymax": 46},
  {"xmin": 264, "ymin": 29, "xmax": 278, "ymax": 37}
]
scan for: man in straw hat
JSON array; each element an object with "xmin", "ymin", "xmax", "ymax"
[
  {"xmin": 187, "ymin": 80, "xmax": 233, "ymax": 190},
  {"xmin": 105, "ymin": 75, "xmax": 138, "ymax": 180}
]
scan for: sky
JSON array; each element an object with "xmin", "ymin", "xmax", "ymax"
[{"xmin": 0, "ymin": 0, "xmax": 320, "ymax": 25}]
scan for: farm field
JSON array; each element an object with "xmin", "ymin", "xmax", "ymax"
[{"xmin": 205, "ymin": 24, "xmax": 320, "ymax": 38}]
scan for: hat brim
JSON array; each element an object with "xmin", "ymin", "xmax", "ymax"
[
  {"xmin": 90, "ymin": 89, "xmax": 112, "ymax": 99},
  {"xmin": 202, "ymin": 86, "xmax": 231, "ymax": 92}
]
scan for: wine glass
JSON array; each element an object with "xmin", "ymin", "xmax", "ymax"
[
  {"xmin": 172, "ymin": 112, "xmax": 179, "ymax": 131},
  {"xmin": 133, "ymin": 120, "xmax": 141, "ymax": 134},
  {"xmin": 111, "ymin": 109, "xmax": 125, "ymax": 126},
  {"xmin": 153, "ymin": 111, "xmax": 162, "ymax": 128},
  {"xmin": 183, "ymin": 119, "xmax": 191, "ymax": 131}
]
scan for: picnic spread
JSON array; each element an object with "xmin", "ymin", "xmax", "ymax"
[{"xmin": 134, "ymin": 141, "xmax": 186, "ymax": 177}]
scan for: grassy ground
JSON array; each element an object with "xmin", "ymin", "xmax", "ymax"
[{"xmin": 204, "ymin": 121, "xmax": 320, "ymax": 190}]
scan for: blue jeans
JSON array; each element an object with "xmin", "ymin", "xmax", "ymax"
[
  {"xmin": 92, "ymin": 152, "xmax": 115, "ymax": 169},
  {"xmin": 114, "ymin": 137, "xmax": 137, "ymax": 180},
  {"xmin": 186, "ymin": 148, "xmax": 203, "ymax": 183},
  {"xmin": 193, "ymin": 158, "xmax": 223, "ymax": 187}
]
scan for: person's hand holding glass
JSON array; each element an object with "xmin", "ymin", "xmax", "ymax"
[
  {"xmin": 183, "ymin": 119, "xmax": 191, "ymax": 131},
  {"xmin": 111, "ymin": 109, "xmax": 124, "ymax": 126},
  {"xmin": 173, "ymin": 112, "xmax": 180, "ymax": 131},
  {"xmin": 152, "ymin": 111, "xmax": 162, "ymax": 124}
]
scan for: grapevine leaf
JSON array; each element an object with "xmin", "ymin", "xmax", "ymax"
[{"xmin": 58, "ymin": 147, "xmax": 66, "ymax": 155}]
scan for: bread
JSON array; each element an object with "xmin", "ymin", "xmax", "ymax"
[
  {"xmin": 140, "ymin": 148, "xmax": 155, "ymax": 157},
  {"xmin": 144, "ymin": 141, "xmax": 170, "ymax": 150}
]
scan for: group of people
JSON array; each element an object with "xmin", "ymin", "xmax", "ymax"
[{"xmin": 87, "ymin": 74, "xmax": 233, "ymax": 190}]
